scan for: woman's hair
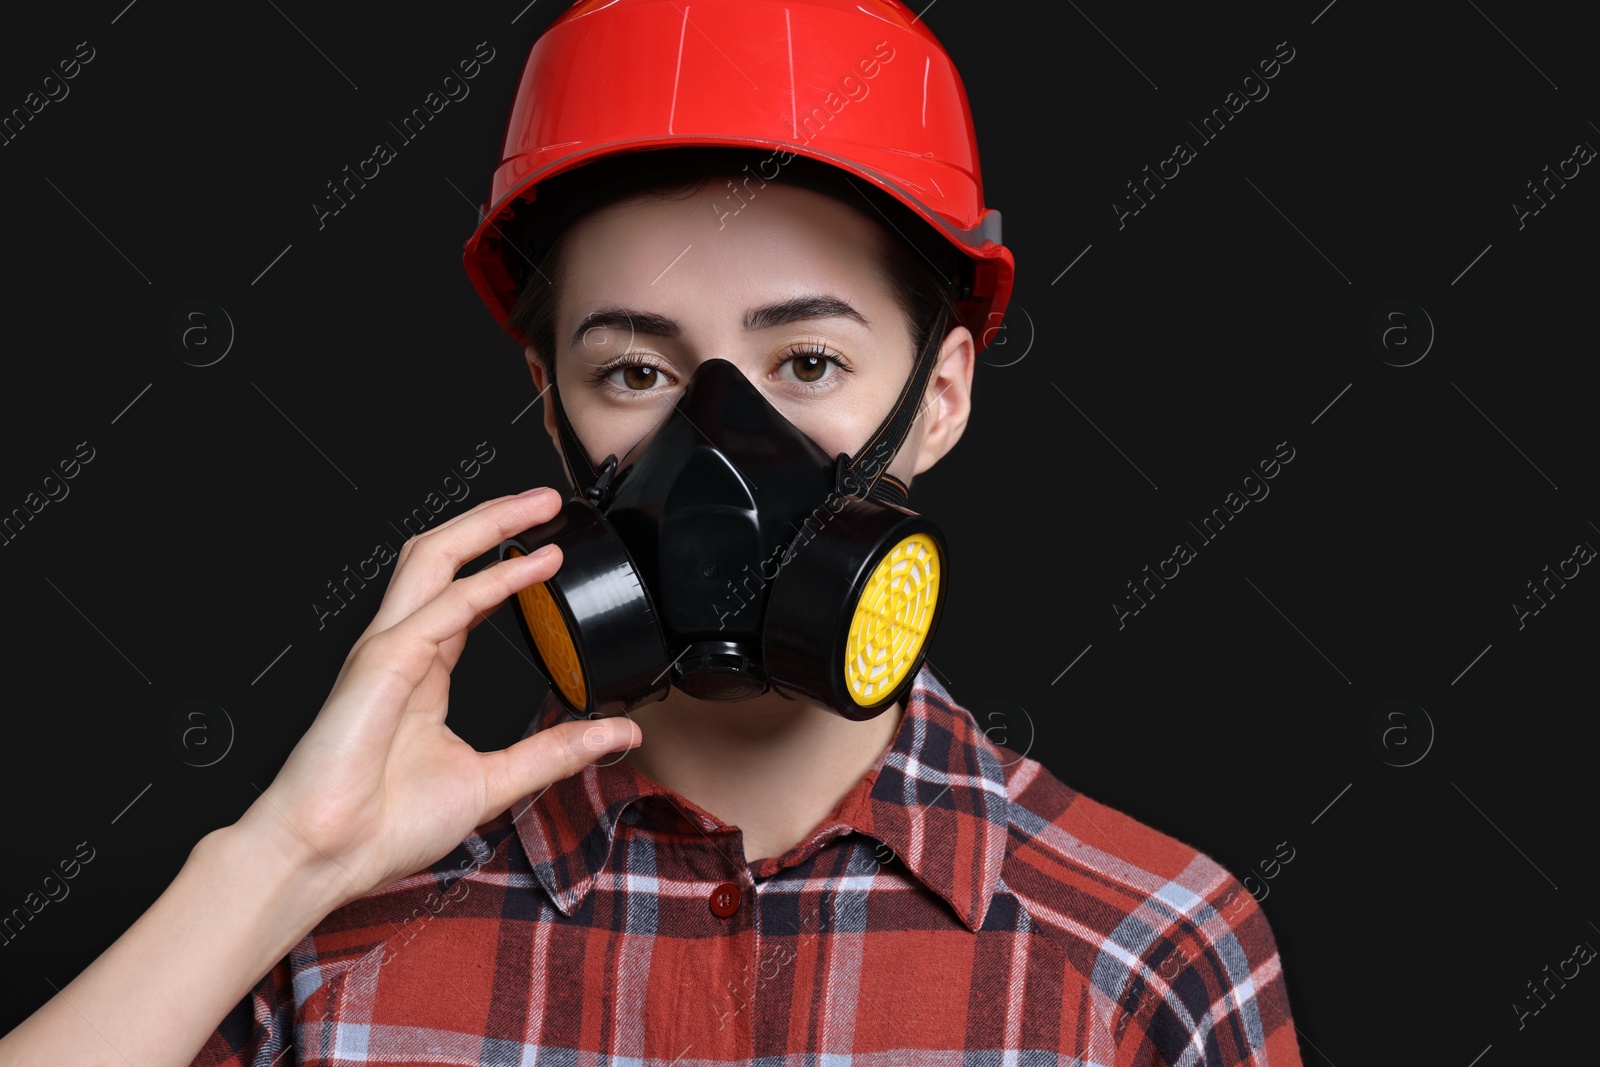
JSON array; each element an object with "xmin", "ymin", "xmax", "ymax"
[{"xmin": 505, "ymin": 146, "xmax": 963, "ymax": 377}]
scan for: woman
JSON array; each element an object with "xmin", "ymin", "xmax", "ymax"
[{"xmin": 0, "ymin": 2, "xmax": 1300, "ymax": 1064}]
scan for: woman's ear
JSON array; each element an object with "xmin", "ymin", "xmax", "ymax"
[
  {"xmin": 906, "ymin": 324, "xmax": 975, "ymax": 478},
  {"xmin": 526, "ymin": 345, "xmax": 562, "ymax": 456}
]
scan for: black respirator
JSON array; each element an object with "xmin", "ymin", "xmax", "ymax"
[{"xmin": 497, "ymin": 310, "xmax": 952, "ymax": 721}]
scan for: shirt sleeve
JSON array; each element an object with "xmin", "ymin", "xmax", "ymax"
[
  {"xmin": 1120, "ymin": 868, "xmax": 1303, "ymax": 1067},
  {"xmin": 188, "ymin": 956, "xmax": 296, "ymax": 1067}
]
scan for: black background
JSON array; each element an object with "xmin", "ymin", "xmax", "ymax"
[{"xmin": 1, "ymin": 1, "xmax": 1595, "ymax": 1061}]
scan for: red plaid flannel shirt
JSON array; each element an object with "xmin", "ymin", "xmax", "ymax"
[{"xmin": 194, "ymin": 667, "xmax": 1301, "ymax": 1065}]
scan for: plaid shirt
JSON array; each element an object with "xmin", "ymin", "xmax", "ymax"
[{"xmin": 194, "ymin": 667, "xmax": 1301, "ymax": 1065}]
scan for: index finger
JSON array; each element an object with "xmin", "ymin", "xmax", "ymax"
[{"xmin": 363, "ymin": 488, "xmax": 564, "ymax": 635}]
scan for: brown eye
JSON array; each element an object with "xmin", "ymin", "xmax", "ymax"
[
  {"xmin": 779, "ymin": 348, "xmax": 843, "ymax": 385},
  {"xmin": 620, "ymin": 365, "xmax": 659, "ymax": 390},
  {"xmin": 592, "ymin": 357, "xmax": 675, "ymax": 394},
  {"xmin": 792, "ymin": 354, "xmax": 828, "ymax": 382}
]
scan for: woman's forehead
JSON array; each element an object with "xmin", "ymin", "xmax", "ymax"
[{"xmin": 558, "ymin": 181, "xmax": 892, "ymax": 307}]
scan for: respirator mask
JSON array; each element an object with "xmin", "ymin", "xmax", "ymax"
[{"xmin": 498, "ymin": 307, "xmax": 952, "ymax": 721}]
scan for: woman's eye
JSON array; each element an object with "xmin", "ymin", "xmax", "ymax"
[
  {"xmin": 607, "ymin": 363, "xmax": 671, "ymax": 391},
  {"xmin": 779, "ymin": 351, "xmax": 840, "ymax": 384}
]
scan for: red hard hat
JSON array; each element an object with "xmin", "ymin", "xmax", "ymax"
[{"xmin": 461, "ymin": 0, "xmax": 1014, "ymax": 354}]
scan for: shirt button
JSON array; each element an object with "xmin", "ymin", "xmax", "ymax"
[{"xmin": 709, "ymin": 882, "xmax": 741, "ymax": 917}]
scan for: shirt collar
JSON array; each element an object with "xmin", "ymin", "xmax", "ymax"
[{"xmin": 512, "ymin": 665, "xmax": 1012, "ymax": 932}]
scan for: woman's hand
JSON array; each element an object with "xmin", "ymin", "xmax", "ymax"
[
  {"xmin": 243, "ymin": 486, "xmax": 639, "ymax": 908},
  {"xmin": 0, "ymin": 487, "xmax": 639, "ymax": 1067}
]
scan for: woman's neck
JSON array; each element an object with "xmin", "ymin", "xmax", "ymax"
[{"xmin": 617, "ymin": 687, "xmax": 904, "ymax": 865}]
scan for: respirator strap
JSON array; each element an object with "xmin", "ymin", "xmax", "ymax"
[
  {"xmin": 549, "ymin": 381, "xmax": 602, "ymax": 494},
  {"xmin": 844, "ymin": 305, "xmax": 953, "ymax": 501},
  {"xmin": 868, "ymin": 473, "xmax": 910, "ymax": 507}
]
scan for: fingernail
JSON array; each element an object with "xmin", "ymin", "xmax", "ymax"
[
  {"xmin": 582, "ymin": 722, "xmax": 637, "ymax": 751},
  {"xmin": 517, "ymin": 486, "xmax": 553, "ymax": 499}
]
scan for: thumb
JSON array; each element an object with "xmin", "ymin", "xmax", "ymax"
[{"xmin": 481, "ymin": 717, "xmax": 642, "ymax": 817}]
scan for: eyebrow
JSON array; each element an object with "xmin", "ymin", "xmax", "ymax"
[{"xmin": 567, "ymin": 295, "xmax": 870, "ymax": 350}]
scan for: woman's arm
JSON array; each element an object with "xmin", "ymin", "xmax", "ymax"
[
  {"xmin": 0, "ymin": 488, "xmax": 642, "ymax": 1067},
  {"xmin": 0, "ymin": 804, "xmax": 343, "ymax": 1067}
]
